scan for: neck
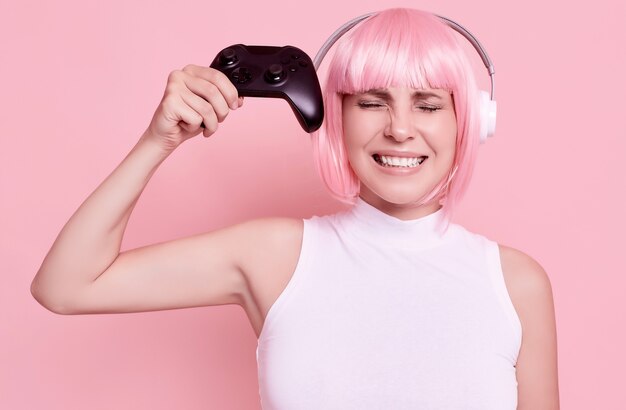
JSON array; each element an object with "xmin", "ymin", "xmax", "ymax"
[
  {"xmin": 359, "ymin": 194, "xmax": 443, "ymax": 221},
  {"xmin": 344, "ymin": 196, "xmax": 448, "ymax": 251}
]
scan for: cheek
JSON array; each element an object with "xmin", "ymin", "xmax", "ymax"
[
  {"xmin": 342, "ymin": 111, "xmax": 377, "ymax": 152},
  {"xmin": 341, "ymin": 112, "xmax": 361, "ymax": 166},
  {"xmin": 341, "ymin": 112, "xmax": 357, "ymax": 143},
  {"xmin": 428, "ymin": 113, "xmax": 457, "ymax": 154}
]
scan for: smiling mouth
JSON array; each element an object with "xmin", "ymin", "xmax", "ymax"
[{"xmin": 372, "ymin": 154, "xmax": 428, "ymax": 168}]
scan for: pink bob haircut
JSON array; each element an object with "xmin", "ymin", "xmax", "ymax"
[{"xmin": 310, "ymin": 8, "xmax": 482, "ymax": 234}]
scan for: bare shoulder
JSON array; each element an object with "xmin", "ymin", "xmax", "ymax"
[
  {"xmin": 498, "ymin": 244, "xmax": 554, "ymax": 300},
  {"xmin": 235, "ymin": 216, "xmax": 303, "ymax": 242},
  {"xmin": 236, "ymin": 217, "xmax": 304, "ymax": 338},
  {"xmin": 498, "ymin": 244, "xmax": 560, "ymax": 409},
  {"xmin": 236, "ymin": 217, "xmax": 304, "ymax": 270},
  {"xmin": 497, "ymin": 243, "xmax": 556, "ymax": 340}
]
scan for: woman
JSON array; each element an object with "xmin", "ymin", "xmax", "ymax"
[{"xmin": 31, "ymin": 8, "xmax": 559, "ymax": 409}]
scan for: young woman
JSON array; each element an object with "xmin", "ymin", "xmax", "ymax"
[{"xmin": 31, "ymin": 8, "xmax": 559, "ymax": 409}]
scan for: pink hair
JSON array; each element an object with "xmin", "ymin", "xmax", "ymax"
[{"xmin": 310, "ymin": 8, "xmax": 482, "ymax": 233}]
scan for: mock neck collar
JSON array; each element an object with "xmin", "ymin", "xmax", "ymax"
[{"xmin": 343, "ymin": 197, "xmax": 447, "ymax": 250}]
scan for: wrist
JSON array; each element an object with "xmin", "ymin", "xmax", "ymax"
[
  {"xmin": 138, "ymin": 129, "xmax": 177, "ymax": 157},
  {"xmin": 133, "ymin": 132, "xmax": 177, "ymax": 167}
]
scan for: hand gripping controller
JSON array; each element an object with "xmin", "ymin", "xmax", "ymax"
[{"xmin": 208, "ymin": 44, "xmax": 324, "ymax": 133}]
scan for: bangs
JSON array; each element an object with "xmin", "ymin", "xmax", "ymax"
[
  {"xmin": 327, "ymin": 9, "xmax": 465, "ymax": 95},
  {"xmin": 311, "ymin": 8, "xmax": 482, "ymax": 233}
]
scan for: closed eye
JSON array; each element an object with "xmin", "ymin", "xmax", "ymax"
[
  {"xmin": 357, "ymin": 102, "xmax": 384, "ymax": 108},
  {"xmin": 419, "ymin": 106, "xmax": 441, "ymax": 113},
  {"xmin": 357, "ymin": 102, "xmax": 442, "ymax": 112}
]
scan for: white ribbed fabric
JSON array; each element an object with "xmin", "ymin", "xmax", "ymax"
[{"xmin": 256, "ymin": 198, "xmax": 521, "ymax": 409}]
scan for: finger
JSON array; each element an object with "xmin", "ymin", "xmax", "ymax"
[
  {"xmin": 179, "ymin": 121, "xmax": 195, "ymax": 133},
  {"xmin": 180, "ymin": 86, "xmax": 220, "ymax": 129},
  {"xmin": 180, "ymin": 91, "xmax": 218, "ymax": 135},
  {"xmin": 183, "ymin": 64, "xmax": 239, "ymax": 110},
  {"xmin": 184, "ymin": 74, "xmax": 231, "ymax": 123},
  {"xmin": 167, "ymin": 94, "xmax": 204, "ymax": 129}
]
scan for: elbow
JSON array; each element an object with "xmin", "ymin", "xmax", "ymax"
[{"xmin": 30, "ymin": 278, "xmax": 80, "ymax": 315}]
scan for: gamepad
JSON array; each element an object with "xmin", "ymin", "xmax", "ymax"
[{"xmin": 207, "ymin": 44, "xmax": 324, "ymax": 133}]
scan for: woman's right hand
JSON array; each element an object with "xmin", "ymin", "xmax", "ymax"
[{"xmin": 142, "ymin": 64, "xmax": 244, "ymax": 152}]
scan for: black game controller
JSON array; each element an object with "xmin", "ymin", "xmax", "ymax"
[{"xmin": 207, "ymin": 44, "xmax": 324, "ymax": 133}]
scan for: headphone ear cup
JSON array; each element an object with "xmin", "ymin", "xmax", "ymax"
[{"xmin": 478, "ymin": 90, "xmax": 497, "ymax": 143}]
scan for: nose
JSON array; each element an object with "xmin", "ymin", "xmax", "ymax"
[{"xmin": 383, "ymin": 106, "xmax": 415, "ymax": 142}]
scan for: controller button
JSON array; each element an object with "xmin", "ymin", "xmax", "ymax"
[
  {"xmin": 298, "ymin": 61, "xmax": 308, "ymax": 68},
  {"xmin": 231, "ymin": 67, "xmax": 252, "ymax": 84},
  {"xmin": 265, "ymin": 64, "xmax": 285, "ymax": 83},
  {"xmin": 219, "ymin": 48, "xmax": 238, "ymax": 66},
  {"xmin": 288, "ymin": 64, "xmax": 298, "ymax": 72},
  {"xmin": 291, "ymin": 54, "xmax": 301, "ymax": 60}
]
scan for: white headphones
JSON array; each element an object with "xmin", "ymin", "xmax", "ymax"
[{"xmin": 312, "ymin": 12, "xmax": 497, "ymax": 144}]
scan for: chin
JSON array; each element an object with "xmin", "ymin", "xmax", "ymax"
[{"xmin": 362, "ymin": 185, "xmax": 434, "ymax": 207}]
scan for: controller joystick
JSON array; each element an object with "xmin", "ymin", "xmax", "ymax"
[
  {"xmin": 206, "ymin": 44, "xmax": 324, "ymax": 133},
  {"xmin": 218, "ymin": 48, "xmax": 238, "ymax": 66},
  {"xmin": 265, "ymin": 64, "xmax": 285, "ymax": 83}
]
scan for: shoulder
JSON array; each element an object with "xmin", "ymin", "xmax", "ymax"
[
  {"xmin": 236, "ymin": 217, "xmax": 304, "ymax": 262},
  {"xmin": 497, "ymin": 244, "xmax": 560, "ymax": 407},
  {"xmin": 498, "ymin": 244, "xmax": 554, "ymax": 302},
  {"xmin": 236, "ymin": 216, "xmax": 304, "ymax": 265},
  {"xmin": 236, "ymin": 217, "xmax": 305, "ymax": 328},
  {"xmin": 240, "ymin": 216, "xmax": 304, "ymax": 240}
]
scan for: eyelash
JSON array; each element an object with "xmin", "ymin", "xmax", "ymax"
[{"xmin": 357, "ymin": 102, "xmax": 441, "ymax": 112}]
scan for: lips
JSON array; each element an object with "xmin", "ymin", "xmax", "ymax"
[
  {"xmin": 372, "ymin": 150, "xmax": 429, "ymax": 158},
  {"xmin": 372, "ymin": 152, "xmax": 428, "ymax": 168}
]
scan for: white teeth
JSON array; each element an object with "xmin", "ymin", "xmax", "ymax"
[{"xmin": 377, "ymin": 155, "xmax": 425, "ymax": 168}]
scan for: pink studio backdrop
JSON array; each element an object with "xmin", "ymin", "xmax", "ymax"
[{"xmin": 1, "ymin": 0, "xmax": 624, "ymax": 408}]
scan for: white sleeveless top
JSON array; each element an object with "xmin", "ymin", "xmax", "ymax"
[{"xmin": 256, "ymin": 198, "xmax": 522, "ymax": 409}]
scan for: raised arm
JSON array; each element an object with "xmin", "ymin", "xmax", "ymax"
[{"xmin": 30, "ymin": 65, "xmax": 254, "ymax": 314}]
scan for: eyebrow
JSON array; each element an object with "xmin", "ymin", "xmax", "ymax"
[{"xmin": 362, "ymin": 89, "xmax": 446, "ymax": 101}]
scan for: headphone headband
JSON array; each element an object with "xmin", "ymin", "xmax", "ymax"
[{"xmin": 312, "ymin": 12, "xmax": 496, "ymax": 101}]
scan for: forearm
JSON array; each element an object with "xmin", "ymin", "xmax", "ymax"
[{"xmin": 31, "ymin": 131, "xmax": 174, "ymax": 310}]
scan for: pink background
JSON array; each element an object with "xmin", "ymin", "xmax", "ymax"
[{"xmin": 1, "ymin": 0, "xmax": 624, "ymax": 408}]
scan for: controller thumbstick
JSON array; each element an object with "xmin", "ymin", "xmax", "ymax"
[
  {"xmin": 265, "ymin": 64, "xmax": 285, "ymax": 83},
  {"xmin": 219, "ymin": 48, "xmax": 238, "ymax": 66}
]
